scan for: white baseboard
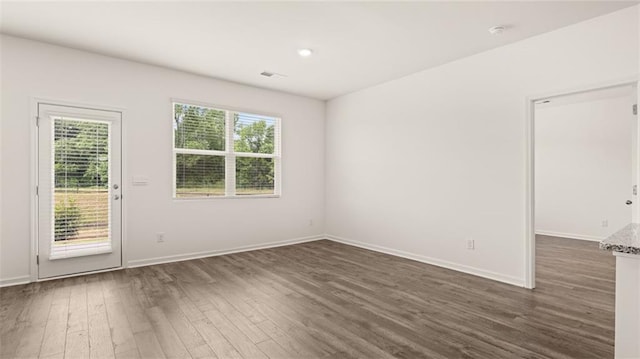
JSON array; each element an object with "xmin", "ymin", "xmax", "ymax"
[
  {"xmin": 0, "ymin": 275, "xmax": 31, "ymax": 288},
  {"xmin": 325, "ymin": 234, "xmax": 525, "ymax": 287},
  {"xmin": 127, "ymin": 234, "xmax": 325, "ymax": 268},
  {"xmin": 0, "ymin": 235, "xmax": 325, "ymax": 287},
  {"xmin": 3, "ymin": 234, "xmax": 527, "ymax": 288},
  {"xmin": 535, "ymin": 230, "xmax": 604, "ymax": 242}
]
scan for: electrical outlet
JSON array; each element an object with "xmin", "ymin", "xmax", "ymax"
[
  {"xmin": 602, "ymin": 220, "xmax": 608, "ymax": 228},
  {"xmin": 466, "ymin": 238, "xmax": 475, "ymax": 250},
  {"xmin": 157, "ymin": 232, "xmax": 165, "ymax": 243}
]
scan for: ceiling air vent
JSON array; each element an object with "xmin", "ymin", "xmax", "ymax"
[{"xmin": 260, "ymin": 71, "xmax": 287, "ymax": 78}]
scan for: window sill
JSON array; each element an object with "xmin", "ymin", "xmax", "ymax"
[
  {"xmin": 173, "ymin": 194, "xmax": 281, "ymax": 201},
  {"xmin": 50, "ymin": 242, "xmax": 112, "ymax": 260}
]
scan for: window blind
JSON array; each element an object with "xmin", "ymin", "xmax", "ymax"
[
  {"xmin": 173, "ymin": 102, "xmax": 281, "ymax": 198},
  {"xmin": 234, "ymin": 113, "xmax": 278, "ymax": 195},
  {"xmin": 174, "ymin": 103, "xmax": 225, "ymax": 151},
  {"xmin": 234, "ymin": 112, "xmax": 277, "ymax": 154},
  {"xmin": 175, "ymin": 154, "xmax": 226, "ymax": 197},
  {"xmin": 50, "ymin": 117, "xmax": 112, "ymax": 260}
]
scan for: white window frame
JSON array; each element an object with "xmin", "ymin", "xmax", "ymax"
[{"xmin": 172, "ymin": 100, "xmax": 281, "ymax": 199}]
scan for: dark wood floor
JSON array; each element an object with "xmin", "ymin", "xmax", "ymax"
[{"xmin": 0, "ymin": 236, "xmax": 615, "ymax": 359}]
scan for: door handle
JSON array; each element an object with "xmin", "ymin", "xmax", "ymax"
[
  {"xmin": 114, "ymin": 194, "xmax": 120, "ymax": 200},
  {"xmin": 626, "ymin": 200, "xmax": 633, "ymax": 205}
]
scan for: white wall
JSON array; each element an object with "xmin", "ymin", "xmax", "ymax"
[
  {"xmin": 535, "ymin": 90, "xmax": 634, "ymax": 241},
  {"xmin": 0, "ymin": 35, "xmax": 326, "ymax": 285},
  {"xmin": 636, "ymin": 5, "xmax": 640, "ymax": 224},
  {"xmin": 325, "ymin": 6, "xmax": 638, "ymax": 286},
  {"xmin": 614, "ymin": 253, "xmax": 640, "ymax": 359}
]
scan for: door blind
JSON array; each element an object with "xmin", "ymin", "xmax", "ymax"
[{"xmin": 49, "ymin": 117, "xmax": 112, "ymax": 259}]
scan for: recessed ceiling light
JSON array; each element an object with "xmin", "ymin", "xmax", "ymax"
[
  {"xmin": 488, "ymin": 25, "xmax": 506, "ymax": 35},
  {"xmin": 298, "ymin": 48, "xmax": 313, "ymax": 57}
]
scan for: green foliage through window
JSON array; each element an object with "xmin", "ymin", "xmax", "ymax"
[
  {"xmin": 54, "ymin": 119, "xmax": 109, "ymax": 189},
  {"xmin": 234, "ymin": 113, "xmax": 275, "ymax": 154},
  {"xmin": 173, "ymin": 102, "xmax": 280, "ymax": 198},
  {"xmin": 53, "ymin": 118, "xmax": 111, "ymax": 243},
  {"xmin": 54, "ymin": 199, "xmax": 81, "ymax": 241},
  {"xmin": 176, "ymin": 154, "xmax": 225, "ymax": 197},
  {"xmin": 236, "ymin": 157, "xmax": 274, "ymax": 195},
  {"xmin": 174, "ymin": 103, "xmax": 225, "ymax": 151}
]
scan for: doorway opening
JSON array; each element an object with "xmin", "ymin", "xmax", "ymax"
[{"xmin": 526, "ymin": 81, "xmax": 639, "ymax": 289}]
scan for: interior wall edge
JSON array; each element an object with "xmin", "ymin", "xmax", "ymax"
[
  {"xmin": 325, "ymin": 234, "xmax": 526, "ymax": 288},
  {"xmin": 534, "ymin": 230, "xmax": 604, "ymax": 242}
]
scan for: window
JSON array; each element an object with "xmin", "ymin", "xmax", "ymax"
[
  {"xmin": 173, "ymin": 102, "xmax": 281, "ymax": 198},
  {"xmin": 51, "ymin": 117, "xmax": 113, "ymax": 258}
]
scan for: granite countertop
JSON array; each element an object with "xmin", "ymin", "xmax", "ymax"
[{"xmin": 599, "ymin": 223, "xmax": 640, "ymax": 255}]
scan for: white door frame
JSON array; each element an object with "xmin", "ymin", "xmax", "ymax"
[
  {"xmin": 524, "ymin": 77, "xmax": 640, "ymax": 289},
  {"xmin": 30, "ymin": 98, "xmax": 128, "ymax": 282}
]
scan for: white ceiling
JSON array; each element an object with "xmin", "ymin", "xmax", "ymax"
[{"xmin": 0, "ymin": 1, "xmax": 637, "ymax": 100}]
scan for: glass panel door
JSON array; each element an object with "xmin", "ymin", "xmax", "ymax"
[{"xmin": 38, "ymin": 104, "xmax": 122, "ymax": 279}]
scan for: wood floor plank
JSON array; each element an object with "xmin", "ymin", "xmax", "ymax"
[
  {"xmin": 226, "ymin": 255, "xmax": 441, "ymax": 358},
  {"xmin": 39, "ymin": 300, "xmax": 70, "ymax": 358},
  {"xmin": 40, "ymin": 352, "xmax": 64, "ymax": 359},
  {"xmin": 66, "ymin": 280, "xmax": 88, "ymax": 335},
  {"xmin": 87, "ymin": 280, "xmax": 115, "ymax": 359},
  {"xmin": 40, "ymin": 282, "xmax": 71, "ymax": 359},
  {"xmin": 0, "ymin": 235, "xmax": 616, "ymax": 359},
  {"xmin": 116, "ymin": 285, "xmax": 153, "ymax": 334},
  {"xmin": 14, "ymin": 282, "xmax": 57, "ymax": 358},
  {"xmin": 132, "ymin": 330, "xmax": 166, "ymax": 359},
  {"xmin": 145, "ymin": 306, "xmax": 191, "ymax": 359},
  {"xmin": 64, "ymin": 330, "xmax": 89, "ymax": 359},
  {"xmin": 114, "ymin": 348, "xmax": 141, "ymax": 359},
  {"xmin": 156, "ymin": 295, "xmax": 218, "ymax": 359},
  {"xmin": 256, "ymin": 339, "xmax": 294, "ymax": 359},
  {"xmin": 249, "ymin": 300, "xmax": 336, "ymax": 358},
  {"xmin": 14, "ymin": 322, "xmax": 47, "ymax": 358},
  {"xmin": 1, "ymin": 291, "xmax": 37, "ymax": 357},
  {"xmin": 196, "ymin": 258, "xmax": 337, "ymax": 356},
  {"xmin": 190, "ymin": 317, "xmax": 243, "ymax": 359},
  {"xmin": 255, "ymin": 319, "xmax": 327, "ymax": 358},
  {"xmin": 104, "ymin": 299, "xmax": 138, "ymax": 355},
  {"xmin": 202, "ymin": 308, "xmax": 268, "ymax": 359},
  {"xmin": 197, "ymin": 283, "xmax": 269, "ymax": 344}
]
